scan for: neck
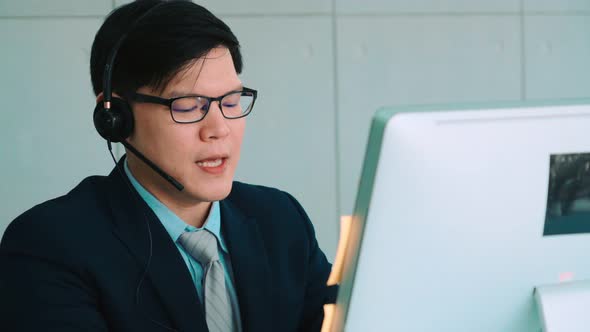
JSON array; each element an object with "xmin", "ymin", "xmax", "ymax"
[{"xmin": 127, "ymin": 155, "xmax": 211, "ymax": 228}]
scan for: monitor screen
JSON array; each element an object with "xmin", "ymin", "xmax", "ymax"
[{"xmin": 333, "ymin": 100, "xmax": 590, "ymax": 331}]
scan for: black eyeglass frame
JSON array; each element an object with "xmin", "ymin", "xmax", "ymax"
[{"xmin": 129, "ymin": 87, "xmax": 258, "ymax": 124}]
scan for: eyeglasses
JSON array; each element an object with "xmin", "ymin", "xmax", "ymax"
[{"xmin": 129, "ymin": 87, "xmax": 257, "ymax": 124}]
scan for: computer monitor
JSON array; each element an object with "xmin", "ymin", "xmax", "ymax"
[{"xmin": 332, "ymin": 100, "xmax": 590, "ymax": 331}]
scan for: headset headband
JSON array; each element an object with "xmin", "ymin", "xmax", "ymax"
[{"xmin": 102, "ymin": 1, "xmax": 168, "ymax": 109}]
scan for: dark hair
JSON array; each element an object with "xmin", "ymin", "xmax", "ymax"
[{"xmin": 90, "ymin": 0, "xmax": 243, "ymax": 99}]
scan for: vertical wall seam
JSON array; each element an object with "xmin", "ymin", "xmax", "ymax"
[
  {"xmin": 520, "ymin": 0, "xmax": 527, "ymax": 100},
  {"xmin": 331, "ymin": 0, "xmax": 342, "ymax": 228}
]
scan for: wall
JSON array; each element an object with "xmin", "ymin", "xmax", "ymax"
[{"xmin": 1, "ymin": 0, "xmax": 589, "ymax": 260}]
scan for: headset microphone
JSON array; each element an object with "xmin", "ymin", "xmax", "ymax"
[{"xmin": 119, "ymin": 141, "xmax": 184, "ymax": 191}]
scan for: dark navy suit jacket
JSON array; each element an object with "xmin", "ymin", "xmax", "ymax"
[{"xmin": 0, "ymin": 161, "xmax": 333, "ymax": 331}]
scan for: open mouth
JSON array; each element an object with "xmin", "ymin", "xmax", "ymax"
[
  {"xmin": 195, "ymin": 157, "xmax": 228, "ymax": 174},
  {"xmin": 196, "ymin": 158, "xmax": 224, "ymax": 167}
]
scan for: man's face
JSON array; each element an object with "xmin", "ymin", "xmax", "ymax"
[{"xmin": 127, "ymin": 47, "xmax": 245, "ymax": 204}]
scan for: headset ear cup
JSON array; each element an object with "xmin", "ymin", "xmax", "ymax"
[
  {"xmin": 93, "ymin": 103, "xmax": 114, "ymax": 141},
  {"xmin": 93, "ymin": 97, "xmax": 134, "ymax": 143},
  {"xmin": 110, "ymin": 97, "xmax": 134, "ymax": 140}
]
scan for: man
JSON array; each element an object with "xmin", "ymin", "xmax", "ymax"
[{"xmin": 0, "ymin": 1, "xmax": 334, "ymax": 331}]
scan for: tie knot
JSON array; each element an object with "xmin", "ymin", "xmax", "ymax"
[{"xmin": 178, "ymin": 230, "xmax": 219, "ymax": 265}]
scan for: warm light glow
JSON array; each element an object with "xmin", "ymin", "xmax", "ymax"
[
  {"xmin": 327, "ymin": 215, "xmax": 353, "ymax": 286},
  {"xmin": 322, "ymin": 215, "xmax": 353, "ymax": 332},
  {"xmin": 559, "ymin": 271, "xmax": 574, "ymax": 282},
  {"xmin": 321, "ymin": 304, "xmax": 335, "ymax": 332}
]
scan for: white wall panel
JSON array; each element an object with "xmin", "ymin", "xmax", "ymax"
[
  {"xmin": 6, "ymin": 0, "xmax": 588, "ymax": 263},
  {"xmin": 524, "ymin": 0, "xmax": 590, "ymax": 12},
  {"xmin": 0, "ymin": 0, "xmax": 111, "ymax": 16},
  {"xmin": 193, "ymin": 0, "xmax": 331, "ymax": 15},
  {"xmin": 337, "ymin": 16, "xmax": 521, "ymax": 216},
  {"xmin": 525, "ymin": 15, "xmax": 590, "ymax": 100},
  {"xmin": 223, "ymin": 17, "xmax": 338, "ymax": 259},
  {"xmin": 0, "ymin": 19, "xmax": 114, "ymax": 235},
  {"xmin": 336, "ymin": 0, "xmax": 519, "ymax": 14},
  {"xmin": 115, "ymin": 0, "xmax": 331, "ymax": 15}
]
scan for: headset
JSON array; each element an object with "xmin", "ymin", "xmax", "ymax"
[
  {"xmin": 92, "ymin": 2, "xmax": 181, "ymax": 331},
  {"xmin": 93, "ymin": 0, "xmax": 184, "ymax": 191}
]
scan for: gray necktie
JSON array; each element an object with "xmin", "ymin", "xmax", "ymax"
[{"xmin": 179, "ymin": 230, "xmax": 235, "ymax": 332}]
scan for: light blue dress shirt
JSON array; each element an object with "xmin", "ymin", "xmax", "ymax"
[{"xmin": 124, "ymin": 161, "xmax": 242, "ymax": 330}]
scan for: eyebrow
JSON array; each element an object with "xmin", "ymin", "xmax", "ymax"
[{"xmin": 168, "ymin": 84, "xmax": 244, "ymax": 98}]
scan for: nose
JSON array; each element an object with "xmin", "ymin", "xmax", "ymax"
[{"xmin": 199, "ymin": 101, "xmax": 230, "ymax": 141}]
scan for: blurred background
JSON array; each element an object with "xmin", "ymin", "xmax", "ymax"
[{"xmin": 1, "ymin": 0, "xmax": 589, "ymax": 260}]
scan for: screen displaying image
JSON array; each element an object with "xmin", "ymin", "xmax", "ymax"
[{"xmin": 545, "ymin": 152, "xmax": 590, "ymax": 236}]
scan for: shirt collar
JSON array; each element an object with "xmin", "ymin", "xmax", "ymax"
[{"xmin": 123, "ymin": 159, "xmax": 228, "ymax": 253}]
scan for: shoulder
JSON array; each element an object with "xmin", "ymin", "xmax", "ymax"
[
  {"xmin": 227, "ymin": 181, "xmax": 308, "ymax": 219},
  {"xmin": 1, "ymin": 175, "xmax": 110, "ymax": 255},
  {"xmin": 225, "ymin": 181, "xmax": 317, "ymax": 245}
]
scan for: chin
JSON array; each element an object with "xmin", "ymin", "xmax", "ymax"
[{"xmin": 189, "ymin": 180, "xmax": 233, "ymax": 202}]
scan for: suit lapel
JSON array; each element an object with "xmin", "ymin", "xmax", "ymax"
[
  {"xmin": 105, "ymin": 162, "xmax": 207, "ymax": 331},
  {"xmin": 221, "ymin": 199, "xmax": 273, "ymax": 332}
]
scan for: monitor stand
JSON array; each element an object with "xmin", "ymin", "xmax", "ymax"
[{"xmin": 534, "ymin": 279, "xmax": 590, "ymax": 332}]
